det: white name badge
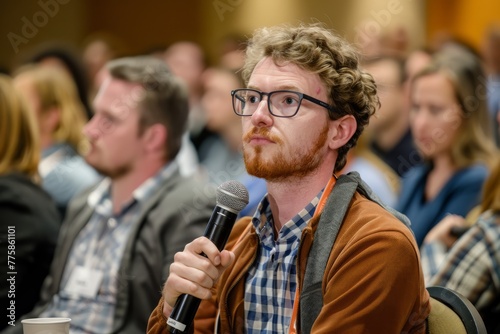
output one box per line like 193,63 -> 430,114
64,266 -> 104,298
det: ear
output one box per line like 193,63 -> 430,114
142,123 -> 167,155
328,115 -> 357,150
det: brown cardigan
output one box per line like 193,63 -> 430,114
148,192 -> 430,333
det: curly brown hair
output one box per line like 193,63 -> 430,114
242,23 -> 379,172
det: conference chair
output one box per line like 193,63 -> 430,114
426,286 -> 487,334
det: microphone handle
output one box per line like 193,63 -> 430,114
167,207 -> 237,333
167,296 -> 201,334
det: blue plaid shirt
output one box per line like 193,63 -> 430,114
425,211 -> 500,314
40,162 -> 178,334
244,192 -> 322,333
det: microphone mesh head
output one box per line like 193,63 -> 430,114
217,180 -> 249,214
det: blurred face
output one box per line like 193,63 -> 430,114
201,69 -> 240,132
164,43 -> 204,93
84,76 -> 146,178
242,57 -> 333,181
410,73 -> 463,159
363,59 -> 404,132
83,40 -> 113,81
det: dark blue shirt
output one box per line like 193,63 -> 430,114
396,163 -> 488,246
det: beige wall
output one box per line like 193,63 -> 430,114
0,1 -> 425,72
0,1 -> 87,70
200,0 -> 426,63
0,0 -> 205,72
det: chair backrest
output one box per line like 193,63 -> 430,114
426,286 -> 488,334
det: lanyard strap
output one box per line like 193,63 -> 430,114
288,175 -> 337,334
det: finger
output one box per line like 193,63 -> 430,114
162,237 -> 231,309
214,250 -> 235,284
219,250 -> 235,269
162,271 -> 213,308
170,255 -> 219,288
184,237 -> 224,266
173,246 -> 222,283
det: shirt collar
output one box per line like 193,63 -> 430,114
251,187 -> 324,239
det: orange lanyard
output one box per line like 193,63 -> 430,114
288,175 -> 337,334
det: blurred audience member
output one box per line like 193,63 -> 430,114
163,41 -> 210,175
403,48 -> 433,99
379,25 -> 410,58
0,75 -> 61,330
341,133 -> 400,208
2,56 -> 215,334
96,64 -> 199,178
200,67 -> 266,217
430,32 -> 482,59
422,112 -> 500,279
217,33 -> 247,71
163,42 -> 208,142
402,48 -> 433,133
363,55 -> 421,177
21,43 -> 93,120
357,25 -> 409,60
13,65 -> 101,218
424,157 -> 500,333
81,32 -> 129,100
396,49 -> 498,246
481,24 -> 500,145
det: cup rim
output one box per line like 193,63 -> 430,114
21,317 -> 71,324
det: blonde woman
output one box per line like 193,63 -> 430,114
396,48 -> 498,246
13,65 -> 100,217
0,75 -> 61,329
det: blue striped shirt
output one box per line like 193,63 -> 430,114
244,192 -> 321,333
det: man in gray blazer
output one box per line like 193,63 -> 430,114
2,56 -> 215,334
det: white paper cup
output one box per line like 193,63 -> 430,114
21,317 -> 71,334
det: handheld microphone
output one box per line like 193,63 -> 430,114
166,180 -> 249,334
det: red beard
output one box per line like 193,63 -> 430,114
242,122 -> 329,182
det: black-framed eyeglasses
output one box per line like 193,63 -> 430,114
231,88 -> 335,118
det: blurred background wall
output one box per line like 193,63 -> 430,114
0,0 -> 499,71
